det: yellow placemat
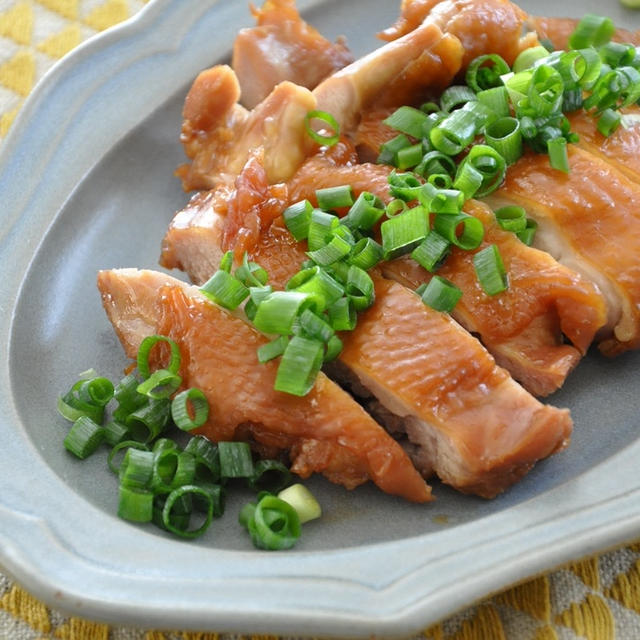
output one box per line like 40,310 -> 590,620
2,1 -> 640,638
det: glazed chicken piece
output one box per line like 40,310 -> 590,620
177,65 -> 316,191
287,146 -> 607,396
526,16 -> 640,51
488,146 -> 640,356
161,168 -> 573,498
378,0 -> 539,67
232,0 -> 353,109
98,268 -> 432,503
567,108 -> 640,188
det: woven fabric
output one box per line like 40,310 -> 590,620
2,1 -> 640,639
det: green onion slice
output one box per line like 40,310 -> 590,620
171,388 -> 209,431
384,105 -> 432,138
381,205 -> 429,260
547,136 -> 569,173
219,441 -> 254,478
184,435 -> 221,483
327,297 -> 357,331
304,110 -> 340,146
343,191 -> 385,231
248,459 -> 292,493
137,335 -> 181,380
126,398 -> 171,443
433,212 -> 484,251
136,369 -> 182,400
118,485 -> 154,523
257,335 -> 289,363
108,440 -> 150,474
274,336 -> 324,396
473,244 -> 508,295
162,485 -> 213,538
200,269 -> 249,310
568,14 -> 615,50
418,276 -> 463,313
119,447 -> 154,489
377,133 -> 412,165
104,420 -> 130,447
440,85 -> 478,112
252,290 -> 320,335
285,265 -> 344,309
484,117 -> 522,166
466,54 -> 510,92
347,237 -> 384,271
411,231 -> 451,273
494,206 -> 527,233
63,416 -> 105,459
283,199 -> 313,241
249,494 -> 301,551
345,265 -> 375,311
315,185 -> 354,210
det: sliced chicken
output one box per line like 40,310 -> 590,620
286,146 -> 607,395
488,146 -> 640,356
568,108 -> 640,188
177,65 -> 316,191
161,178 -> 573,498
98,268 -> 432,503
232,0 -> 353,109
379,0 -> 539,67
381,200 -> 607,396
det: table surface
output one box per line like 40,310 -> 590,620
1,1 -> 640,638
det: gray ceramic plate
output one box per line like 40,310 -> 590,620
1,0 -> 640,636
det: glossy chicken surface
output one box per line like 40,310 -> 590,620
232,0 -> 353,109
161,178 -> 573,497
98,269 -> 432,502
490,147 -> 640,356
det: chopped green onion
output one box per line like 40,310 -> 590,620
219,250 -> 234,273
118,485 -> 154,523
411,231 -> 451,272
427,173 -> 453,189
248,460 -> 292,493
114,373 -> 146,414
458,144 -> 507,197
466,54 -> 510,92
453,162 -> 483,200
597,108 -> 622,136
304,110 -> 339,146
247,494 -> 301,550
119,447 -> 154,489
184,435 -> 220,483
347,237 -> 384,270
476,86 -> 510,118
296,309 -> 333,344
274,336 -> 323,396
235,253 -> 269,287
528,65 -> 564,116
569,14 -> 615,50
63,416 -> 105,459
77,377 -> 114,407
162,485 -> 213,538
192,482 -> 225,518
343,191 -> 385,230
252,290 -> 319,335
484,117 -> 522,165
57,391 -> 104,424
430,108 -> 478,155
278,483 -> 321,524
219,441 -> 254,478
286,266 -> 344,310
283,199 -> 313,241
257,336 -> 289,363
418,276 -> 462,312
517,218 -> 538,246
440,85 -> 478,112
151,449 -> 196,494
381,206 -> 429,259
547,136 -> 569,172
385,198 -> 408,217
307,208 -> 340,251
433,212 -> 484,250
323,334 -> 343,362
152,437 -> 179,454
126,398 -> 171,443
327,297 -> 357,331
136,369 -> 182,400
345,265 -> 375,311
103,420 -> 130,447
171,388 -> 209,431
136,335 -> 181,379
377,134 -> 412,165
395,142 -> 424,169
494,206 -> 527,233
513,46 -> 550,73
306,233 -> 352,266
315,185 -> 354,210
473,244 -> 508,295
200,269 -> 249,310
415,150 -> 457,179
384,105 -> 432,138
108,440 -> 150,474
